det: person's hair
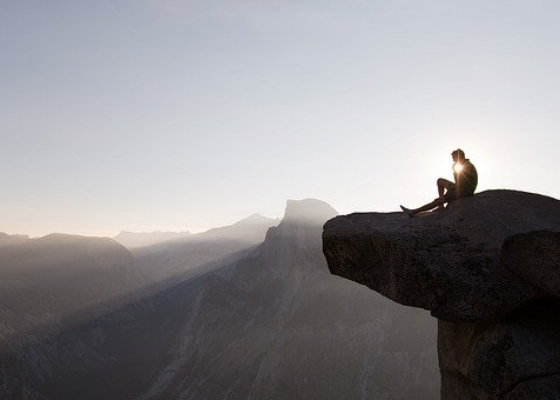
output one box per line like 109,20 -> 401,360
451,148 -> 465,160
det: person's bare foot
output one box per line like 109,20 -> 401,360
400,205 -> 414,218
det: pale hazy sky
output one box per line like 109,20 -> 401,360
2,0 -> 559,237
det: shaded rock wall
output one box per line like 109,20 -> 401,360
439,301 -> 560,399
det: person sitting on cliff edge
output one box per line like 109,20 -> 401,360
400,148 -> 478,217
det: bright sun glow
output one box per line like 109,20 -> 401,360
453,163 -> 463,173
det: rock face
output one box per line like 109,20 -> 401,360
502,230 -> 560,298
323,190 -> 560,400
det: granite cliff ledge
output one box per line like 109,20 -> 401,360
322,190 -> 560,399
323,190 -> 560,322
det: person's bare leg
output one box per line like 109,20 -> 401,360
400,197 -> 446,217
437,178 -> 452,196
400,178 -> 453,217
436,178 -> 453,211
414,198 -> 446,214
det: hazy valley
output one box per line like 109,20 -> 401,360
0,199 -> 438,400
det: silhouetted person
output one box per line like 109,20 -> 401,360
400,149 -> 478,217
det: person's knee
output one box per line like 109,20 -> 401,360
437,178 -> 451,188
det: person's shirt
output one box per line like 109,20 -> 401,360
453,159 -> 478,195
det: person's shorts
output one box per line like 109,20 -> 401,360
444,184 -> 474,203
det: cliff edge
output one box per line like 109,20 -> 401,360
323,190 -> 560,399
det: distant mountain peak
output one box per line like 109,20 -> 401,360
282,199 -> 338,224
233,213 -> 276,226
0,232 -> 31,247
32,233 -> 124,250
38,233 -> 93,243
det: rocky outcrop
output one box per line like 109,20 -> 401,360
323,190 -> 560,399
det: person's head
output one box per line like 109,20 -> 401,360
451,148 -> 465,163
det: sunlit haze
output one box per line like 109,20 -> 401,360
2,0 -> 559,237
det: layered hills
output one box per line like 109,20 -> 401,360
0,234 -> 141,338
113,231 -> 192,249
132,213 -> 278,285
0,200 -> 439,399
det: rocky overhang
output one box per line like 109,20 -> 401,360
322,190 -> 560,322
